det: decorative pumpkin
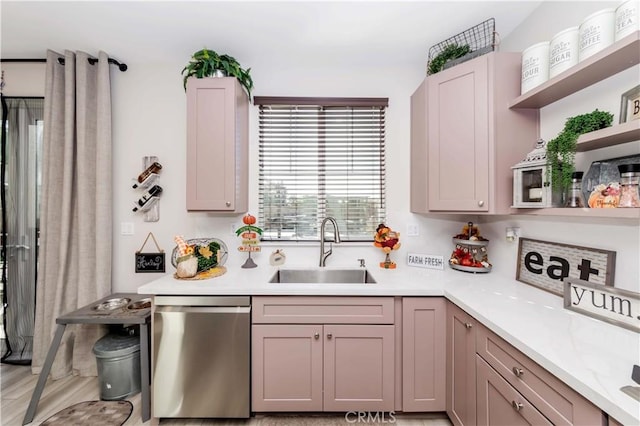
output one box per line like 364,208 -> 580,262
243,214 -> 256,225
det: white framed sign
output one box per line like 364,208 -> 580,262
564,278 -> 640,332
407,253 -> 444,270
516,238 -> 616,296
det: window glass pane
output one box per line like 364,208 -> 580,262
259,102 -> 386,242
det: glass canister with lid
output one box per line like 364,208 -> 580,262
565,171 -> 586,208
618,164 -> 640,208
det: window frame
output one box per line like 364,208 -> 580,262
255,96 -> 388,243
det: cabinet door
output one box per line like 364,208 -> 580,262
427,55 -> 489,212
477,356 -> 551,426
323,324 -> 395,412
186,77 -> 248,211
402,297 -> 446,411
252,324 -> 323,411
446,302 -> 477,426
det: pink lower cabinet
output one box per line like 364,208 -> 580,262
323,324 -> 395,411
446,302 -> 477,426
476,355 -> 551,425
251,324 -> 323,411
402,297 -> 446,411
476,325 -> 604,425
251,296 -> 395,412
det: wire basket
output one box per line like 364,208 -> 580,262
427,18 -> 497,75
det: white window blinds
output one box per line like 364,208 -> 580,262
256,97 -> 388,242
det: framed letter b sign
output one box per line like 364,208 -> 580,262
516,238 -> 615,296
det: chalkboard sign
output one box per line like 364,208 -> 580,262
135,252 -> 165,273
135,232 -> 165,273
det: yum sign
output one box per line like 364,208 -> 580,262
565,278 -> 640,332
516,238 -> 616,296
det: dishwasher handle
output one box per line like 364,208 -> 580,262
155,306 -> 251,314
154,296 -> 250,307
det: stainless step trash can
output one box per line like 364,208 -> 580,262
93,333 -> 141,400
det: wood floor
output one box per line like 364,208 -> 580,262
1,363 -> 452,426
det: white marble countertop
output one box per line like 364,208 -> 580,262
138,264 -> 640,425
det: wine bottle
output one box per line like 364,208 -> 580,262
132,185 -> 163,212
133,162 -> 162,188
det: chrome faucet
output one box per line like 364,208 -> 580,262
319,217 -> 341,267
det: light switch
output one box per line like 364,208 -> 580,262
406,224 -> 419,237
121,222 -> 134,236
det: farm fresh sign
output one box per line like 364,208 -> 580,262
565,279 -> 640,332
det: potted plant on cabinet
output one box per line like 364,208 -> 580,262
427,43 -> 472,75
181,48 -> 254,99
546,109 -> 613,198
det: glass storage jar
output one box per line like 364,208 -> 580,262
618,164 -> 640,208
565,171 -> 586,208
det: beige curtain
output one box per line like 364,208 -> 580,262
32,50 -> 112,379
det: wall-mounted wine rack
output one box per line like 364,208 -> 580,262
132,156 -> 162,222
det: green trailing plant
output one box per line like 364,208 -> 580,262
182,49 -> 254,99
427,43 -> 472,75
546,109 -> 613,192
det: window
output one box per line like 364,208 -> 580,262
256,97 -> 388,242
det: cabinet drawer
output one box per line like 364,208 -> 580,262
476,325 -> 603,425
476,355 -> 551,425
252,296 -> 394,324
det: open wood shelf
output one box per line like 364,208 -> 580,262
513,207 -> 640,219
510,31 -> 640,109
576,120 -> 640,152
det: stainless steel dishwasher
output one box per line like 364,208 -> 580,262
152,296 -> 250,418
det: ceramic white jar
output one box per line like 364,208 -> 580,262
579,8 -> 616,61
521,41 -> 550,94
615,0 -> 640,41
549,26 -> 579,78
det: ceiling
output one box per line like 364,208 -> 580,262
1,1 -> 543,70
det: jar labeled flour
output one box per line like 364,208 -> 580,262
521,41 -> 550,94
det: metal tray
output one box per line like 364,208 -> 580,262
450,264 -> 492,273
453,238 -> 490,247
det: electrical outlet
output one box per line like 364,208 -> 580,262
506,227 -> 521,242
231,223 -> 238,235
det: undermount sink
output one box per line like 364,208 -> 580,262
269,268 -> 377,284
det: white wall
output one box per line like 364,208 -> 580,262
483,1 -> 640,291
111,57 -> 468,289
4,1 -> 638,293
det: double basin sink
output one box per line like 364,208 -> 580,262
269,268 -> 376,284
